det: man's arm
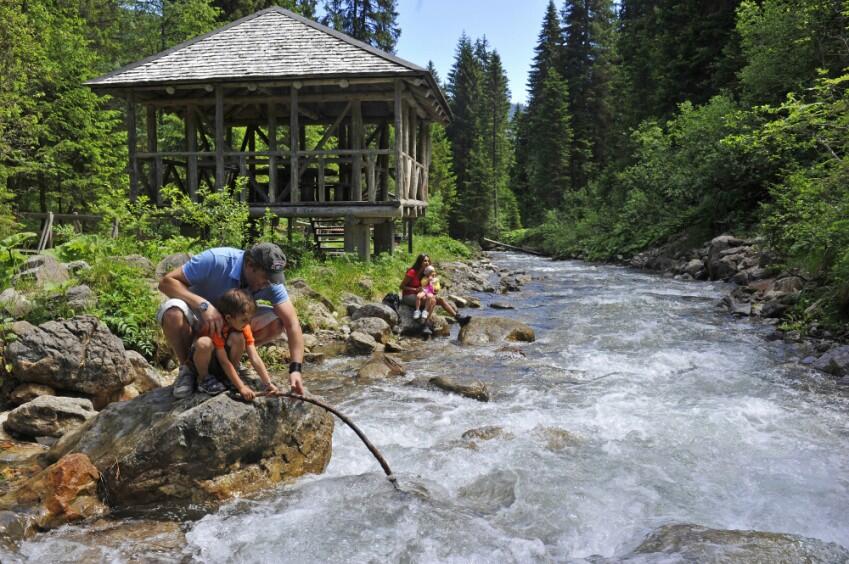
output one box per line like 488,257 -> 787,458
273,300 -> 305,395
159,266 -> 223,335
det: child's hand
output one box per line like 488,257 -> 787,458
238,385 -> 256,402
264,382 -> 280,395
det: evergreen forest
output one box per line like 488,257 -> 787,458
2,0 -> 849,333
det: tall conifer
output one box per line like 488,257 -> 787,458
322,0 -> 400,53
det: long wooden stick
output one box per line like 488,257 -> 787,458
274,392 -> 397,486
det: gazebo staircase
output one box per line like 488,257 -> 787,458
309,218 -> 347,257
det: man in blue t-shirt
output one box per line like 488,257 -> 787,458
158,242 -> 305,399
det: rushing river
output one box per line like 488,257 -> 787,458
7,253 -> 849,562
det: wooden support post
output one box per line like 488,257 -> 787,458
146,106 -> 158,202
394,80 -> 404,201
344,217 -> 370,261
186,105 -> 198,201
378,123 -> 389,201
215,86 -> 225,190
407,218 -> 414,254
406,105 -> 414,198
410,107 -> 419,200
318,157 -> 326,202
248,124 -> 256,199
367,151 -> 376,203
373,220 -> 394,255
268,102 -> 278,203
352,99 -> 363,201
290,86 -> 299,203
127,94 -> 138,200
419,120 -> 429,201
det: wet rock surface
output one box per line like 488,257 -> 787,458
4,396 -> 96,439
457,316 -> 535,345
429,376 -> 489,402
45,387 -> 334,507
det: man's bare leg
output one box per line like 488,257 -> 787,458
162,307 -> 193,365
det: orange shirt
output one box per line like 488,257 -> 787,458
211,324 -> 255,349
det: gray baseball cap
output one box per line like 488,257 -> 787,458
248,242 -> 287,284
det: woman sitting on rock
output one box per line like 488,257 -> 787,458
400,254 -> 470,326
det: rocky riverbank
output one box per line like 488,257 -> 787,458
0,250 -> 536,545
627,234 -> 849,385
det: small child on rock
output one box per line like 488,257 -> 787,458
413,265 -> 440,321
191,288 -> 279,401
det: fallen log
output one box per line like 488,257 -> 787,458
482,237 -> 546,256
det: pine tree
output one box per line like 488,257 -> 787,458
562,0 -> 617,189
482,50 -> 514,234
527,1 -> 565,113
527,68 -> 572,222
322,0 -> 400,53
446,34 -> 484,237
213,1 -> 318,20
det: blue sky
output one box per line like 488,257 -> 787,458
393,0 -> 553,104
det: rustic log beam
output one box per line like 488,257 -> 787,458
127,94 -> 138,200
268,101 -> 278,203
215,87 -> 225,190
289,85 -> 299,203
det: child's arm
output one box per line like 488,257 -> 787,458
215,347 -> 255,401
246,343 -> 279,394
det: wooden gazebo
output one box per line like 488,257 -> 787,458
86,7 -> 450,259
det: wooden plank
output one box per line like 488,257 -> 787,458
146,105 -> 158,201
410,107 -> 418,200
186,104 -> 198,201
290,85 -> 299,203
297,101 -> 351,181
249,203 -> 403,219
146,92 -> 394,108
367,151 -> 376,203
378,123 -> 389,201
394,80 -> 404,203
352,99 -> 363,201
154,156 -> 164,204
215,86 -> 224,190
127,94 -> 138,200
318,157 -> 325,202
268,101 -> 277,203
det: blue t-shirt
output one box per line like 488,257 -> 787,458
182,247 -> 289,306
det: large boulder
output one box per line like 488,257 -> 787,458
155,253 -> 192,279
351,303 -> 399,326
706,235 -> 748,280
0,453 -> 107,534
6,316 -> 133,396
288,279 -> 335,312
0,288 -> 32,319
429,376 -> 489,402
300,300 -> 339,331
113,255 -> 155,276
812,345 -> 849,377
357,353 -> 405,379
46,387 -> 334,506
458,317 -> 535,345
125,350 -> 170,394
64,284 -> 96,312
346,331 -> 384,355
350,317 -> 392,344
632,523 -> 849,561
4,396 -> 96,439
11,255 -> 69,288
9,383 -> 56,406
398,306 -> 450,337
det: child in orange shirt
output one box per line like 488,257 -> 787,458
191,288 -> 279,401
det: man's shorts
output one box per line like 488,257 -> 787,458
156,298 -> 278,334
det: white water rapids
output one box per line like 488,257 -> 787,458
8,253 -> 849,562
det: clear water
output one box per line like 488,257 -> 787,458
8,254 -> 849,562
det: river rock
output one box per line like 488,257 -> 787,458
11,255 -> 69,288
0,453 -> 107,534
154,253 -> 192,279
812,345 -> 849,377
683,259 -> 704,277
532,426 -> 581,451
760,298 -> 789,319
357,353 -> 405,379
350,317 -> 392,344
490,302 -> 515,310
632,523 -> 849,561
65,284 -> 96,312
397,306 -> 450,337
346,331 -> 384,355
351,303 -> 399,326
46,387 -> 334,506
301,300 -> 339,331
0,288 -> 32,318
4,396 -> 96,438
125,350 -> 169,394
773,275 -> 804,294
9,383 -> 56,406
458,317 -> 535,345
289,279 -> 334,312
461,426 -> 512,441
706,236 -> 747,280
429,376 -> 489,402
341,292 -> 366,316
448,295 -> 468,308
65,260 -> 91,275
6,316 -> 133,396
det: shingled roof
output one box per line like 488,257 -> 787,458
87,7 -> 429,87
